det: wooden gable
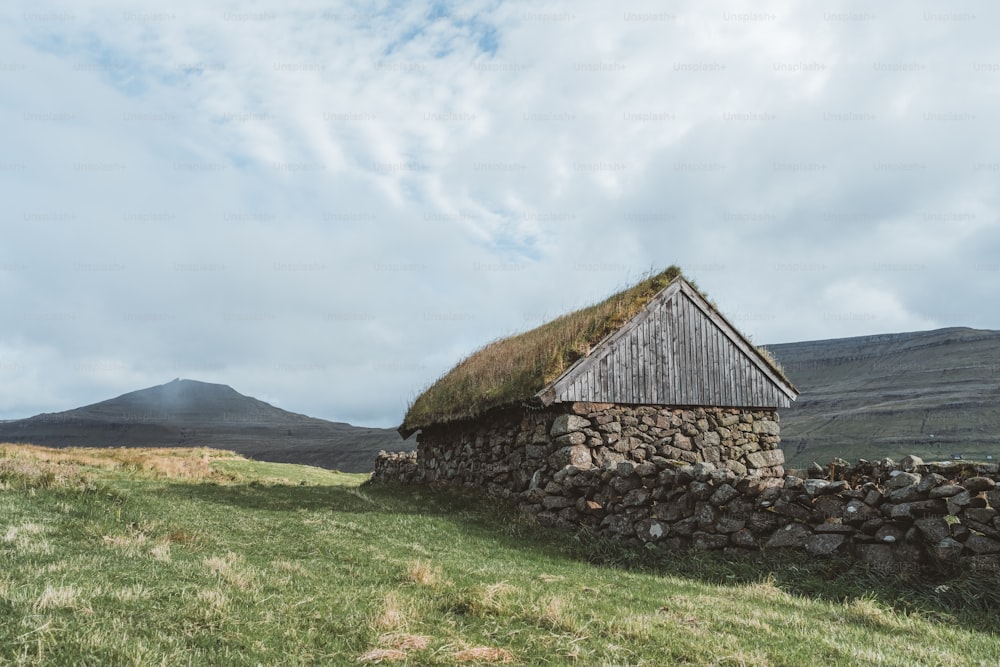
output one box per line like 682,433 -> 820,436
538,279 -> 797,409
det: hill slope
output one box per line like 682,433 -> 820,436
0,379 -> 405,472
766,327 -> 1000,467
0,445 -> 996,665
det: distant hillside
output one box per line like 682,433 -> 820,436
766,327 -> 1000,467
0,379 -> 406,472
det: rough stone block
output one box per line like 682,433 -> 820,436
965,477 -> 997,493
746,449 -> 785,469
806,533 -> 847,556
709,484 -> 741,507
672,433 -> 693,451
715,515 -> 746,533
553,431 -> 587,447
751,420 -> 780,436
932,537 -> 965,561
929,484 -> 964,499
548,445 -> 592,469
542,495 -> 574,510
634,519 -> 669,542
887,484 -> 923,504
965,535 -> 1000,555
692,532 -> 729,550
730,528 -> 757,548
623,488 -> 651,507
914,517 -> 951,544
886,472 -> 921,489
551,414 -> 592,437
766,523 -> 812,548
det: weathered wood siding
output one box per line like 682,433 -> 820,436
544,281 -> 795,409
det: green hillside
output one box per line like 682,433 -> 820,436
1,445 -> 998,666
768,327 -> 1000,467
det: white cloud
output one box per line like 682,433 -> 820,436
1,0 -> 998,423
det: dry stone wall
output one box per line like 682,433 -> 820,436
373,403 -> 784,493
374,403 -> 1000,571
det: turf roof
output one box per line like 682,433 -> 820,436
400,266 -> 684,434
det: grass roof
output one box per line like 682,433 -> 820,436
401,266 -> 684,434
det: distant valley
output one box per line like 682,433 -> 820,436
767,327 -> 1000,467
0,379 -> 406,473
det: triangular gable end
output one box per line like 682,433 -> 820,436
538,278 -> 797,409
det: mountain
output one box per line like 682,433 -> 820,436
766,327 -> 1000,467
0,379 -> 407,472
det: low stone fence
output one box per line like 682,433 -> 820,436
373,448 -> 1000,571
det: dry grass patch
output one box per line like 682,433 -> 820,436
0,443 -> 242,482
102,530 -> 150,557
357,648 -> 407,663
34,585 -> 84,611
196,588 -> 227,613
112,584 -> 152,603
272,559 -> 309,576
406,559 -> 441,587
379,633 -> 430,651
149,542 -> 171,562
452,646 -> 514,663
4,522 -> 53,555
0,456 -> 93,491
375,592 -> 410,631
358,633 -> 431,664
204,552 -> 256,591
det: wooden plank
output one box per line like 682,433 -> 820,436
641,318 -> 651,403
599,354 -> 608,399
710,322 -> 720,404
650,307 -> 660,404
668,299 -> 678,405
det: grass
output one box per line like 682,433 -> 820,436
403,266 -> 684,432
1,443 -> 998,665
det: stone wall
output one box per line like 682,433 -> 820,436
375,403 -> 784,494
373,403 -> 1000,571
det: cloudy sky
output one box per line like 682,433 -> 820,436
2,1 -> 998,427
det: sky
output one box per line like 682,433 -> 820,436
2,1 -> 999,427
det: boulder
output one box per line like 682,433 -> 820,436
634,519 -> 669,542
692,532 -> 730,550
964,535 -> 1000,555
886,472 -> 921,489
622,488 -> 651,507
550,414 -> 592,437
548,445 -> 592,469
887,484 -> 923,504
914,517 -> 951,544
766,523 -> 812,549
553,432 -> 587,447
709,484 -> 741,507
805,533 -> 847,556
803,479 -> 830,496
542,495 -> 574,510
965,477 -> 997,493
928,484 -> 965,499
746,449 -> 785,469
932,537 -> 965,561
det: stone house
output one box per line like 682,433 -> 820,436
391,267 -> 799,497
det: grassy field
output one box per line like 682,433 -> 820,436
1,444 -> 999,666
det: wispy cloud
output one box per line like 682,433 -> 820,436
1,0 -> 997,424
